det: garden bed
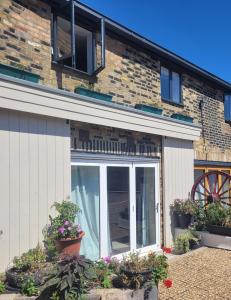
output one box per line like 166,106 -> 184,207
175,228 -> 231,250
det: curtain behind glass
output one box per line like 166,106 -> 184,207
136,167 -> 156,248
71,166 -> 100,260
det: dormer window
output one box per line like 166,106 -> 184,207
224,95 -> 231,122
52,1 -> 105,76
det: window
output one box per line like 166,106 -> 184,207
161,66 -> 181,104
224,95 -> 231,122
52,1 -> 105,75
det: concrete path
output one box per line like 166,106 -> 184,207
159,247 -> 231,300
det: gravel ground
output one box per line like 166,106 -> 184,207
159,247 -> 231,300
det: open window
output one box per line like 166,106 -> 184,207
52,1 -> 105,75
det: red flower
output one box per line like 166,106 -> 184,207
163,279 -> 173,288
162,246 -> 172,254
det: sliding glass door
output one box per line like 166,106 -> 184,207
71,159 -> 159,259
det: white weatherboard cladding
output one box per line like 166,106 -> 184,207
162,137 -> 194,246
0,76 -> 201,141
0,109 -> 70,271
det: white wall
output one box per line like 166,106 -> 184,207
0,109 -> 70,271
162,137 -> 194,246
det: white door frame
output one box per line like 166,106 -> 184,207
71,155 -> 160,258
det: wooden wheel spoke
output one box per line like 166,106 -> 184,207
199,182 -> 210,195
195,190 -> 207,197
219,187 -> 231,197
217,176 -> 229,194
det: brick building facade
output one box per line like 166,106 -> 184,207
1,0 -> 230,165
0,0 -> 229,269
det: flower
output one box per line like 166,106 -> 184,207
67,227 -> 72,231
64,220 -> 70,226
103,256 -> 111,264
162,247 -> 172,254
76,224 -> 82,233
58,227 -> 65,234
163,279 -> 173,288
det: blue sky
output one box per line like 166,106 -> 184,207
80,0 -> 231,83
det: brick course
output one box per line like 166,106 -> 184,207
0,0 -> 231,162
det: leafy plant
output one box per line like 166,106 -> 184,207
171,199 -> 198,215
114,251 -> 168,289
174,230 -> 200,254
38,255 -> 96,300
152,255 -> 168,286
0,281 -> 5,294
13,245 -> 46,272
46,201 -> 82,242
192,204 -> 207,231
21,278 -> 39,296
206,202 -> 228,226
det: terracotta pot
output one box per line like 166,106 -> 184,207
55,231 -> 85,256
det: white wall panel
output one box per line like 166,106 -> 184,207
162,137 -> 194,245
0,109 -> 70,271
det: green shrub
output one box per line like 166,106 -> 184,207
21,278 -> 39,296
171,199 -> 198,215
206,203 -> 227,226
0,281 -> 5,294
13,245 -> 46,272
174,230 -> 200,254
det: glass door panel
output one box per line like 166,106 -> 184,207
136,167 -> 156,248
107,166 -> 130,255
71,165 -> 100,260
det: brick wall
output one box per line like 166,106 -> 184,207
0,0 -> 231,162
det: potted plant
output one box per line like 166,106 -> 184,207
171,199 -> 197,229
47,201 -> 84,256
5,246 -> 51,291
206,202 -> 231,236
174,230 -> 200,254
75,84 -> 113,102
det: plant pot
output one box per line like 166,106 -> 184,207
120,267 -> 153,282
75,87 -> 113,102
5,267 -> 46,289
207,225 -> 231,236
55,231 -> 85,256
171,113 -> 193,123
135,104 -> 163,115
0,63 -> 40,83
177,213 -> 191,229
173,211 -> 180,227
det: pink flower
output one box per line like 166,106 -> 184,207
76,224 -> 82,233
64,221 -> 70,226
58,227 -> 65,234
67,227 -> 71,231
103,256 -> 111,264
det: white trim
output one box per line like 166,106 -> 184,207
71,158 -> 161,258
0,75 -> 201,141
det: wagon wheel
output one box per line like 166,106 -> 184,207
191,170 -> 231,207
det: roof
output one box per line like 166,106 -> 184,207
48,0 -> 231,91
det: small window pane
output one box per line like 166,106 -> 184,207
57,16 -> 72,66
75,25 -> 92,73
172,72 -> 180,103
224,95 -> 231,121
161,67 -> 170,100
